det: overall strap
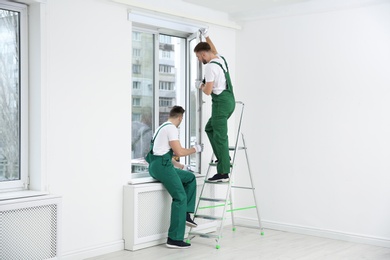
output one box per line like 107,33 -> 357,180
151,122 -> 172,143
210,56 -> 234,93
210,61 -> 226,73
220,56 -> 229,72
210,55 -> 229,73
145,122 -> 173,162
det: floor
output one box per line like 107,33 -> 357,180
86,226 -> 390,260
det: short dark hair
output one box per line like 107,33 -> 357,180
193,42 -> 211,53
169,106 -> 185,118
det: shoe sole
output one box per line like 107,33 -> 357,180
166,244 -> 190,249
186,221 -> 197,228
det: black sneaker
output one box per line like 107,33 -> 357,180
186,213 -> 197,228
166,238 -> 191,249
208,173 -> 229,182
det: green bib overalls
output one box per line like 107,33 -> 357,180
205,56 -> 236,174
146,123 -> 197,241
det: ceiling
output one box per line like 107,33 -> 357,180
182,0 -> 308,16
181,0 -> 387,21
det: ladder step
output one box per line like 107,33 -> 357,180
229,146 -> 246,150
199,197 -> 226,202
227,205 -> 256,212
204,180 -> 230,185
195,214 -> 223,221
231,185 -> 255,190
208,163 -> 233,167
188,231 -> 220,239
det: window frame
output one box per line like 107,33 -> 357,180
0,1 -> 29,192
132,64 -> 141,74
132,81 -> 141,89
131,26 -> 191,169
132,97 -> 141,107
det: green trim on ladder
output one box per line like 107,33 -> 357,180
227,205 -> 256,212
198,202 -> 232,210
198,204 -> 256,212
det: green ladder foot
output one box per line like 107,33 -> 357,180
216,244 -> 220,249
261,231 -> 265,236
186,239 -> 191,243
232,227 -> 236,231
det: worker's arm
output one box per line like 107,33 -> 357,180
169,140 -> 203,157
205,36 -> 218,55
201,81 -> 214,96
200,28 -> 218,54
170,140 -> 195,157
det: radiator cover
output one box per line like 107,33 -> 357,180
123,177 -> 216,251
0,194 -> 61,260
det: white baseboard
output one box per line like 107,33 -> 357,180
60,240 -> 124,260
234,217 -> 390,248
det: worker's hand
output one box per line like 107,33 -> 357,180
193,143 -> 204,153
195,79 -> 203,89
183,164 -> 192,171
199,28 -> 209,38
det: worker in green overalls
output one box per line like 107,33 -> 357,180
194,28 -> 236,182
145,106 -> 204,249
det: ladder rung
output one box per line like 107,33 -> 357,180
204,180 -> 230,185
227,205 -> 256,212
195,214 -> 223,221
229,146 -> 246,150
231,185 -> 254,190
199,197 -> 226,202
208,163 -> 233,167
188,231 -> 220,239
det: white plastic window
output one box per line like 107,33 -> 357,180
0,1 -> 28,191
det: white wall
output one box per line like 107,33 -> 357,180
36,0 -> 236,258
35,0 -> 390,257
45,0 -> 131,258
236,3 -> 390,246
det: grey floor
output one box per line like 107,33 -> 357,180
86,226 -> 390,260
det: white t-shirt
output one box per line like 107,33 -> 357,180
152,123 -> 179,156
205,54 -> 227,95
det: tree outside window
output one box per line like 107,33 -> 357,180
0,8 -> 20,182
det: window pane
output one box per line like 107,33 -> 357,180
158,35 -> 185,125
131,31 -> 187,174
0,9 -> 20,182
131,31 -> 153,167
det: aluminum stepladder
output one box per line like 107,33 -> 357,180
187,101 -> 264,249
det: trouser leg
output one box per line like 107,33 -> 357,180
175,168 -> 196,213
207,95 -> 235,174
212,114 -> 231,174
149,161 -> 195,240
205,118 -> 217,160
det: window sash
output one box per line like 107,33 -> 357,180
131,28 -> 188,173
0,1 -> 28,191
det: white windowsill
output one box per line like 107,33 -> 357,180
128,172 -> 206,185
0,190 -> 49,201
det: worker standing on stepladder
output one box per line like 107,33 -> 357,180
194,28 -> 236,183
